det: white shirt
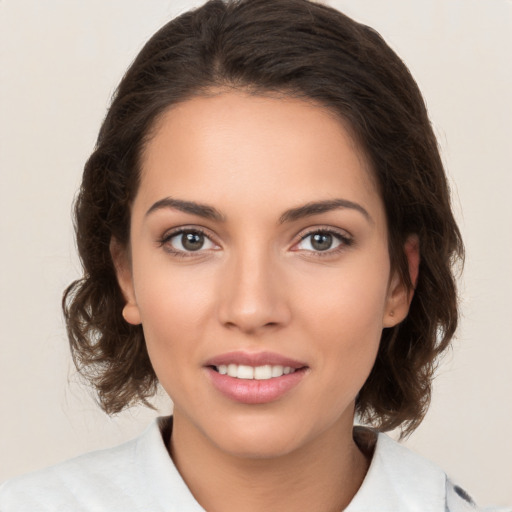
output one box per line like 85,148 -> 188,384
0,416 -> 508,511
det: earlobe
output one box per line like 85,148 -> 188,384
122,303 -> 142,325
383,235 -> 420,328
110,238 -> 142,326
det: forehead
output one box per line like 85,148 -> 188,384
136,91 -> 383,223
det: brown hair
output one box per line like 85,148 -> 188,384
63,0 -> 464,437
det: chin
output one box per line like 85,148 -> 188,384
215,428 -> 305,460
200,408 -> 329,460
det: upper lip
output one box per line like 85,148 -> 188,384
204,351 -> 308,369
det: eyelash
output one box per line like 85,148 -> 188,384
158,227 -> 353,258
297,228 -> 353,257
158,227 -> 212,258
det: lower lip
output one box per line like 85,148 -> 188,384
206,367 -> 307,404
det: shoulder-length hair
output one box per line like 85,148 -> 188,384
63,0 -> 464,437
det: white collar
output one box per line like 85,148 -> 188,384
136,417 -> 205,511
145,417 -> 447,512
346,428 -> 447,511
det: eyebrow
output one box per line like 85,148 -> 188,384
278,198 -> 372,224
146,197 -> 226,222
146,197 -> 372,224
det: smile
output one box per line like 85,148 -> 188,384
205,352 -> 308,404
214,364 -> 297,380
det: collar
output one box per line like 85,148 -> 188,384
143,417 -> 447,512
346,427 -> 447,511
136,416 -> 206,511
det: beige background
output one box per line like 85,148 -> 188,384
1,0 -> 511,507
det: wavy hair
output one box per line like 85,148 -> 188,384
63,0 -> 464,437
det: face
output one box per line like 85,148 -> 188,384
114,91 -> 412,459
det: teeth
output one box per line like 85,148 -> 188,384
217,364 -> 296,380
254,365 -> 272,380
237,365 -> 254,379
271,365 -> 284,377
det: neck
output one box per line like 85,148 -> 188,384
169,412 -> 371,512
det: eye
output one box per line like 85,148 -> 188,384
160,228 -> 218,256
295,229 -> 352,255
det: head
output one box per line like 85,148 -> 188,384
64,0 -> 463,438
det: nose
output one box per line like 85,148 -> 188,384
216,246 -> 291,335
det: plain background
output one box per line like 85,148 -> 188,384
1,0 -> 511,507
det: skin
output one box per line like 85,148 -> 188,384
113,91 -> 418,512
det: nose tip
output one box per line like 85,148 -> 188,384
221,305 -> 281,334
216,254 -> 291,335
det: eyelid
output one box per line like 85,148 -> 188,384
292,226 -> 353,255
158,226 -> 220,255
157,224 -> 353,258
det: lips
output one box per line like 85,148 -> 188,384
205,350 -> 307,369
204,351 -> 308,404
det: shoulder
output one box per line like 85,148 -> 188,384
0,418 -> 168,512
445,479 -> 511,512
348,427 -> 510,512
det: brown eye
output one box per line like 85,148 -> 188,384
295,229 -> 352,254
163,228 -> 217,254
310,232 -> 334,251
181,231 -> 205,251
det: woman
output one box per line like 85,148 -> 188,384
0,0 -> 506,510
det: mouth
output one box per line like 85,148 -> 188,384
204,351 -> 309,404
210,364 -> 301,380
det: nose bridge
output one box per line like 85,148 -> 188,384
217,239 -> 290,333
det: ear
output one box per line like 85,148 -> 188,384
110,237 -> 141,325
383,235 -> 420,328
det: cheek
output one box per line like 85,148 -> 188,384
305,298 -> 383,412
307,290 -> 384,376
134,244 -> 215,317
297,255 -> 390,339
132,260 -> 216,372
295,255 -> 390,383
